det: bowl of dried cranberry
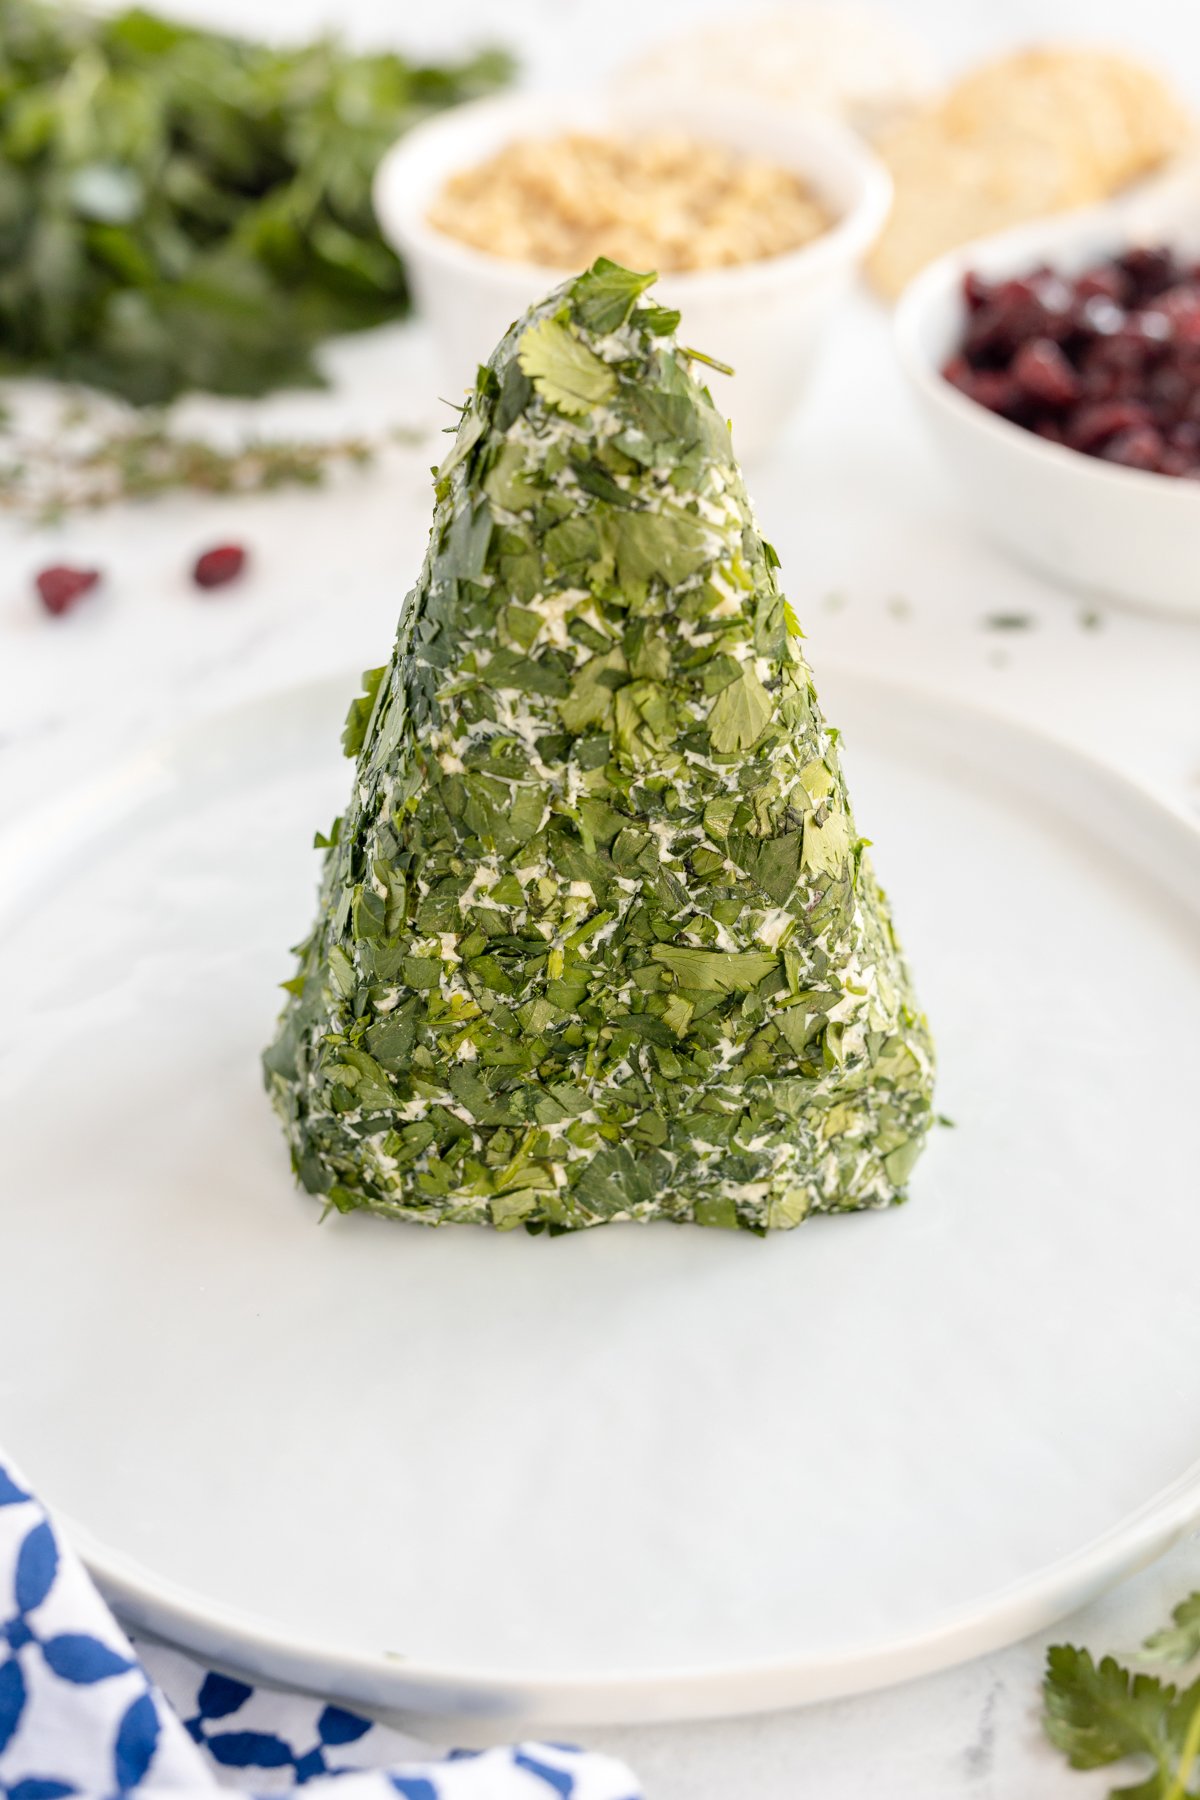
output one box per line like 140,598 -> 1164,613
895,195 -> 1200,617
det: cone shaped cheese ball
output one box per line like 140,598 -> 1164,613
264,261 -> 935,1232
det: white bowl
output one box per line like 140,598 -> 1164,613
895,183 -> 1200,619
373,91 -> 891,460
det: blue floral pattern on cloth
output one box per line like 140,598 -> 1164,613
0,1455 -> 640,1800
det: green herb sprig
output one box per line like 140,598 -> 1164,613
0,403 -> 422,521
1045,1591 -> 1200,1798
0,0 -> 511,404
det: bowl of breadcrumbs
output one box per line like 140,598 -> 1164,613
375,90 -> 890,457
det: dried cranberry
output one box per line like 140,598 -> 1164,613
1075,264 -> 1131,306
960,367 -> 1021,415
964,279 -> 1054,358
963,270 -> 992,312
36,565 -> 100,616
1078,361 -> 1124,403
1100,425 -> 1164,470
1133,308 -> 1172,346
1146,365 -> 1193,425
1155,285 -> 1200,328
1084,326 -> 1155,378
1118,246 -> 1178,300
1075,294 -> 1126,338
193,544 -> 247,589
1012,338 -> 1081,407
1168,306 -> 1200,348
1066,400 -> 1153,452
1031,272 -> 1074,321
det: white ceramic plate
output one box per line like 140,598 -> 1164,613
2,671 -> 1199,1732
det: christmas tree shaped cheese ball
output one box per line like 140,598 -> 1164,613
264,261 -> 935,1232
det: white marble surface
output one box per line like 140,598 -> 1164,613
3,1 -> 1200,1795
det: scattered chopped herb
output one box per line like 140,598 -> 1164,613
984,612 -> 1035,630
0,0 -> 511,403
1044,1598 -> 1200,1799
0,405 -> 417,521
823,591 -> 848,613
264,261 -> 935,1232
1080,609 -> 1106,630
887,595 -> 913,620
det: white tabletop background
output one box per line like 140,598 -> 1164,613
3,1 -> 1199,1794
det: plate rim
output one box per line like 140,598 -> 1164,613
73,1459 -> 1200,1726
8,666 -> 1200,1728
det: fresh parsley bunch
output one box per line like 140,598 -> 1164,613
1046,1593 -> 1200,1798
0,0 -> 511,402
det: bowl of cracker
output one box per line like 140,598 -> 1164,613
867,45 -> 1194,298
374,90 -> 891,459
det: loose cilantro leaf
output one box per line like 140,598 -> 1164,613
1043,1639 -> 1200,1799
1044,1648 -> 1176,1772
264,260 -> 935,1232
517,319 -> 616,414
571,259 -> 658,333
1145,1596 -> 1200,1667
707,664 -> 775,753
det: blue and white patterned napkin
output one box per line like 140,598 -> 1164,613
0,1454 -> 641,1799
